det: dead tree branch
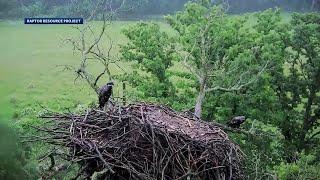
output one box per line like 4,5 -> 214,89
64,1 -> 127,94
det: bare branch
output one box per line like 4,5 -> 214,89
205,61 -> 269,93
84,15 -> 107,55
64,2 -> 125,94
177,40 -> 202,81
309,130 -> 320,140
94,68 -> 107,87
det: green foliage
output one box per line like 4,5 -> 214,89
1,0 -> 318,19
0,122 -> 37,180
165,2 -> 288,121
165,2 -> 320,177
67,0 -> 98,19
209,11 -> 320,178
166,3 -> 230,66
121,23 -> 174,82
0,0 -> 18,18
121,22 -> 177,100
275,152 -> 320,179
279,12 -> 320,151
20,1 -> 46,18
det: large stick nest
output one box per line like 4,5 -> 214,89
36,103 -> 244,179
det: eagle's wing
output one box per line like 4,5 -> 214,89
99,95 -> 105,109
98,86 -> 107,108
98,85 -> 112,108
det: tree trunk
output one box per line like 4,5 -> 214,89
299,70 -> 320,151
298,86 -> 316,151
312,0 -> 320,11
194,80 -> 206,118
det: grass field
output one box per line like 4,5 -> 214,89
0,21 -> 143,125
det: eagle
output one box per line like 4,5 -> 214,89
227,116 -> 246,128
98,81 -> 114,109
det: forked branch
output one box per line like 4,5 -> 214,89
65,1 -> 127,94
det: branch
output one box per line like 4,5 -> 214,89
84,15 -> 107,55
94,143 -> 115,174
205,61 -> 269,93
63,0 -> 129,94
48,154 -> 55,170
94,68 -> 107,87
87,0 -> 108,21
309,130 -> 320,140
206,120 -> 279,138
91,168 -> 109,180
178,40 -> 202,82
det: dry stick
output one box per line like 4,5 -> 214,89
199,119 -> 278,138
122,82 -> 127,106
161,141 -> 189,179
93,143 -> 115,174
149,125 -> 157,176
83,109 -> 90,122
48,154 -> 55,170
228,149 -> 233,180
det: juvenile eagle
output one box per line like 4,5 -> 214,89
227,116 -> 246,128
98,81 -> 114,109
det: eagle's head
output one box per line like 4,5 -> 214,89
107,81 -> 114,87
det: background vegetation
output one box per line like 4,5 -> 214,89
0,0 -> 320,179
0,0 -> 320,19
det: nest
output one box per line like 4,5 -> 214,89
36,103 -> 244,179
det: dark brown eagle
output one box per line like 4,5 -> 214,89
227,116 -> 246,128
98,81 -> 114,109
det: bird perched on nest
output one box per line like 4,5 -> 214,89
227,116 -> 246,128
98,81 -> 114,110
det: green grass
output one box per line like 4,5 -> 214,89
0,20 -> 175,124
0,21 -> 125,122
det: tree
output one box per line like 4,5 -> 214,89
202,9 -> 290,177
312,0 -> 320,11
63,1 -> 128,95
65,18 -> 117,94
120,22 -> 176,100
277,12 -> 320,152
205,11 -> 320,177
166,2 -> 269,118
